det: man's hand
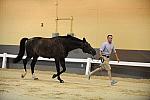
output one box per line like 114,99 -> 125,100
99,56 -> 105,63
117,58 -> 120,63
99,56 -> 104,59
115,53 -> 120,63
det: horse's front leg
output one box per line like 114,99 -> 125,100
59,58 -> 66,74
52,58 -> 59,79
58,58 -> 66,83
53,58 -> 64,83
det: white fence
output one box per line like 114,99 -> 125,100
0,53 -> 150,75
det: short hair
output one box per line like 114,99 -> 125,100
107,35 -> 113,38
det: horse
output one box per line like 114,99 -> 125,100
13,35 -> 96,83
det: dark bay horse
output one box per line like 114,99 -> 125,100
13,35 -> 96,83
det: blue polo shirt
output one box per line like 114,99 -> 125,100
100,42 -> 116,56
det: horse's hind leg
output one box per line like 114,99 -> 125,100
31,56 -> 38,80
22,56 -> 31,78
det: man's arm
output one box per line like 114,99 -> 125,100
114,52 -> 120,63
98,42 -> 105,59
99,50 -> 103,57
112,46 -> 120,63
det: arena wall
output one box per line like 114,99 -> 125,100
0,0 -> 150,50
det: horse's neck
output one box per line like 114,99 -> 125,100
64,40 -> 82,52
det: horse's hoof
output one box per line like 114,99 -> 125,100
34,78 -> 39,80
52,74 -> 57,79
21,74 -> 24,78
60,80 -> 64,83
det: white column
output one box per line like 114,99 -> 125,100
2,53 -> 7,68
85,58 -> 92,75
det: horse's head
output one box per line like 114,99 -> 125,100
81,38 -> 96,56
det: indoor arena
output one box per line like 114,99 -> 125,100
0,0 -> 150,100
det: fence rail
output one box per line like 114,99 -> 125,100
0,53 -> 150,75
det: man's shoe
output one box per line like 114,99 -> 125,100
111,80 -> 118,86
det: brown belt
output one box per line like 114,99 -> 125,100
102,55 -> 109,58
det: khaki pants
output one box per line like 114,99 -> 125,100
101,56 -> 111,71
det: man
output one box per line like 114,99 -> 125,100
88,34 -> 120,86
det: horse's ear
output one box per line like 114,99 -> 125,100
83,38 -> 86,42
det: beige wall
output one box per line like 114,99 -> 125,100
0,0 -> 150,50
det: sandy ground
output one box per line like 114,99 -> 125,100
0,68 -> 150,100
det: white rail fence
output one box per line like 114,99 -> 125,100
0,53 -> 150,75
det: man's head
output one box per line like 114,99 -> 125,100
107,35 -> 113,44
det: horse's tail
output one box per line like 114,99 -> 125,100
13,38 -> 28,63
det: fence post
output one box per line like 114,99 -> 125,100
85,58 -> 92,75
2,53 -> 7,68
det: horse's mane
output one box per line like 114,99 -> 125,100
58,35 -> 83,42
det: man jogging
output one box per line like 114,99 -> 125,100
88,34 -> 120,86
